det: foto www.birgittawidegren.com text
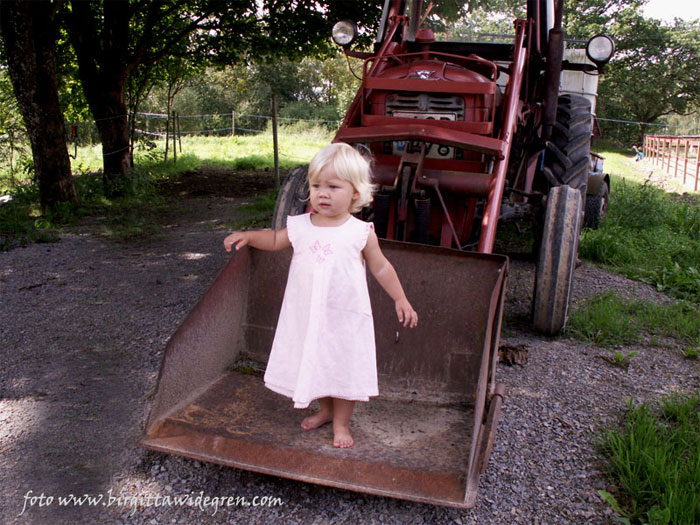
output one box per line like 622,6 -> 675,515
19,489 -> 285,517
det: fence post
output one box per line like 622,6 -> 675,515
272,94 -> 280,188
661,137 -> 667,168
232,110 -> 235,137
644,135 -> 648,158
177,112 -> 182,153
165,111 -> 170,162
655,137 -> 660,165
673,137 -> 680,179
695,140 -> 700,191
683,138 -> 689,185
172,111 -> 177,163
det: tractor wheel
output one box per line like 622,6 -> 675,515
272,165 -> 309,230
542,94 -> 593,199
533,94 -> 592,260
532,185 -> 583,336
583,181 -> 609,229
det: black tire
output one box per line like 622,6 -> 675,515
533,94 -> 592,258
533,185 -> 582,336
542,94 -> 592,199
583,181 -> 609,229
272,165 -> 309,230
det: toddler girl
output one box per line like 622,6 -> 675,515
223,142 -> 417,448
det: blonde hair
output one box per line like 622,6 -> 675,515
308,143 -> 376,213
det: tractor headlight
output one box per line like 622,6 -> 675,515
332,20 -> 358,47
586,34 -> 615,66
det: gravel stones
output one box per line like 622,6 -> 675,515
2,194 -> 698,524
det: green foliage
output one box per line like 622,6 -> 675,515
597,15 -> 700,143
0,69 -> 30,182
598,394 -> 700,523
563,0 -> 645,40
429,0 -> 525,41
560,0 -> 700,144
0,185 -> 59,250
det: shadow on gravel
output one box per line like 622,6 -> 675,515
1,228 -> 230,523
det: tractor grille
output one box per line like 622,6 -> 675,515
386,93 -> 465,120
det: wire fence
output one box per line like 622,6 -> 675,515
126,111 -> 340,172
644,135 -> 700,192
133,111 -> 341,138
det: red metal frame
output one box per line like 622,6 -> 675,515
335,17 -> 531,254
478,20 -> 529,253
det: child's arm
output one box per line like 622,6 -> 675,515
223,228 -> 291,252
363,229 -> 418,328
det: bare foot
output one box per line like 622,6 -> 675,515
301,410 -> 333,431
333,425 -> 354,448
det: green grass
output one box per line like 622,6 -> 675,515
0,168 -> 168,248
581,144 -> 700,303
61,124 -> 332,177
600,350 -> 639,370
567,291 -> 700,349
592,140 -> 691,190
229,190 -> 278,230
598,393 -> 700,524
0,125 -> 332,248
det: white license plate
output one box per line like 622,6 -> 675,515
391,111 -> 456,159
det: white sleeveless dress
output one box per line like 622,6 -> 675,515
263,213 -> 378,409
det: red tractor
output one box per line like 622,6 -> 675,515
273,0 -> 614,335
143,0 -> 615,509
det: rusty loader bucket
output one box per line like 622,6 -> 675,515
142,240 -> 508,508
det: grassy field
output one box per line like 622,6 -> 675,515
583,142 -> 700,304
0,126 -> 333,247
67,125 -> 333,180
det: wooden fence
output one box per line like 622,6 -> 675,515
644,135 -> 700,192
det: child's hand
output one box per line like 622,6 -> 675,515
223,231 -> 249,252
395,298 -> 418,328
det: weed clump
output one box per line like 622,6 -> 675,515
598,393 -> 700,524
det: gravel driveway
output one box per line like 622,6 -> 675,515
2,179 -> 698,524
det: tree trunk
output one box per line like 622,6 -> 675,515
0,0 -> 77,209
69,1 -> 131,197
92,94 -> 131,196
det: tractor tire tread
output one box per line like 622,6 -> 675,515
272,165 -> 309,230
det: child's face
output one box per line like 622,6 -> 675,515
309,166 -> 359,220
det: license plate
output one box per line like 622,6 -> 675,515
391,111 -> 456,159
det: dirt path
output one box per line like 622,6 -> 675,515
2,169 -> 698,524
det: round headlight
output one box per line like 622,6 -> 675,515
586,34 -> 615,65
332,20 -> 358,47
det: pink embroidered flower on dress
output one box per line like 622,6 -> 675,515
309,240 -> 333,263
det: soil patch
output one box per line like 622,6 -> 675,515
156,166 -> 277,198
